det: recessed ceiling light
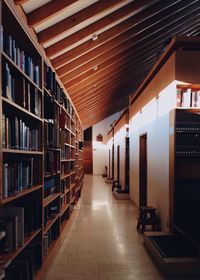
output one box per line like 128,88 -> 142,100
92,33 -> 98,41
93,66 -> 98,71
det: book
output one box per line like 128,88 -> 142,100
3,207 -> 24,247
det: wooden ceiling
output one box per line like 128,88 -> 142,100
16,0 -> 200,129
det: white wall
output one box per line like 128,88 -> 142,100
129,81 -> 177,231
92,112 -> 121,175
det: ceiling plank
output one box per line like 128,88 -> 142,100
51,0 -> 181,68
45,0 -> 158,57
27,0 -> 79,27
15,0 -> 29,4
74,70 -> 150,110
37,0 -> 127,43
58,3 -> 200,80
72,59 -> 154,104
70,46 -> 159,97
62,11 -> 200,91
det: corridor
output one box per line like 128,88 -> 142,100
42,175 -> 173,280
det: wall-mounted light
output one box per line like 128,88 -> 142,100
96,133 -> 103,142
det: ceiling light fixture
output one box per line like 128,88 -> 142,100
93,66 -> 98,71
92,33 -> 98,41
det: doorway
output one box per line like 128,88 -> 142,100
117,145 -> 120,182
139,134 -> 147,207
83,127 -> 93,174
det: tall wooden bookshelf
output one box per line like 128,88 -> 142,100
170,108 -> 200,242
0,1 -> 83,279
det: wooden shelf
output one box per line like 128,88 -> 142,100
60,203 -> 70,216
60,173 -> 71,180
44,171 -> 60,178
43,214 -> 60,235
45,147 -> 60,151
60,188 -> 70,198
2,149 -> 43,155
0,1 -> 84,277
0,228 -> 42,269
61,159 -> 73,162
2,97 -> 43,122
2,51 -> 42,91
43,193 -> 60,208
2,185 -> 43,204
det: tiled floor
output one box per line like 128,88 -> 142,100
42,175 -> 197,280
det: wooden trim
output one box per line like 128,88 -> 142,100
169,109 -> 175,231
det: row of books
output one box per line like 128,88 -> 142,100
61,177 -> 70,193
61,161 -> 72,177
43,227 -> 59,256
45,150 -> 60,175
176,133 -> 200,147
176,111 -> 200,131
177,88 -> 200,108
44,65 -> 74,116
2,160 -> 33,199
44,121 -> 59,148
44,178 -> 56,199
4,242 -> 41,280
175,181 -> 200,203
61,146 -> 71,160
2,64 -> 42,117
60,193 -> 70,210
44,204 -> 59,227
59,130 -> 71,149
2,114 -> 40,151
2,26 -> 40,86
1,203 -> 40,254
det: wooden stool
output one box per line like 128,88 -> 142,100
137,206 -> 160,234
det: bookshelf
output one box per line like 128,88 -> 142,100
0,1 -> 84,279
170,108 -> 200,242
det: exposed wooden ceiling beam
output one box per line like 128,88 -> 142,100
70,47 -> 158,97
15,0 -> 29,4
51,0 -> 181,68
45,0 -> 158,57
58,3 -> 200,81
79,98 -> 127,122
65,53 -> 156,94
72,59 -> 154,104
27,0 -> 79,27
37,0 -> 127,43
62,11 -> 200,92
74,69 -> 150,109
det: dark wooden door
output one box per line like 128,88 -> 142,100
117,145 -> 120,182
83,127 -> 93,174
139,134 -> 147,207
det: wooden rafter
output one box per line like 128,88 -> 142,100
45,0 -> 158,57
37,0 -> 127,43
15,0 -> 29,4
59,3 -> 200,83
27,0 -> 79,27
51,0 -> 182,69
62,9 -> 200,92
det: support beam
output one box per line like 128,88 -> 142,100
45,0 -> 157,57
51,0 -> 184,69
37,0 -> 127,43
27,0 -> 79,27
